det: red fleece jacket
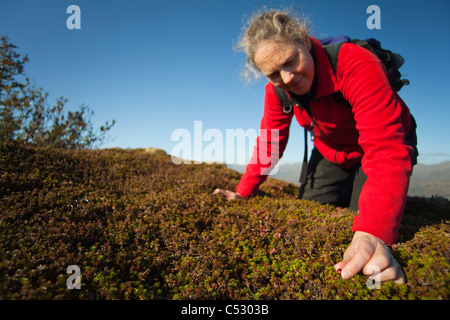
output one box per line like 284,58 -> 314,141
236,37 -> 413,245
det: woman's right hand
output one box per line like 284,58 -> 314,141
212,188 -> 245,200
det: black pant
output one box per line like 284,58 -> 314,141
298,148 -> 366,211
298,115 -> 418,211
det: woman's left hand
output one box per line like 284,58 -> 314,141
334,231 -> 406,284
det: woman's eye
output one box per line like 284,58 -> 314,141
269,73 -> 281,82
284,54 -> 298,67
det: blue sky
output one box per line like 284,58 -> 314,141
1,0 -> 449,165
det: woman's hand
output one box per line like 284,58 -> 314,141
212,188 -> 245,200
334,231 -> 406,284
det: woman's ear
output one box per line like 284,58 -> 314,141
305,37 -> 312,50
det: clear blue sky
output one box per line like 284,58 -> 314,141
1,0 -> 449,165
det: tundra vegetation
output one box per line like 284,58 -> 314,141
0,143 -> 448,299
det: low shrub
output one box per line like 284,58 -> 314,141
0,143 -> 448,299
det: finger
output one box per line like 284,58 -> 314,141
394,268 -> 406,284
334,261 -> 346,274
362,251 -> 392,275
334,243 -> 357,273
212,189 -> 242,200
223,190 -> 235,199
334,256 -> 352,274
213,189 -> 229,197
381,266 -> 406,284
234,192 -> 245,200
334,248 -> 386,278
379,255 -> 406,284
340,237 -> 376,279
365,265 -> 406,284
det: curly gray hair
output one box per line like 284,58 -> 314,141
235,9 -> 310,82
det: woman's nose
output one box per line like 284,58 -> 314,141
280,70 -> 294,85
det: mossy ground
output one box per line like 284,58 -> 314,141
0,143 -> 448,299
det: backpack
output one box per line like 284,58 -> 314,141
275,36 -> 410,112
323,36 -> 410,91
273,36 -> 415,184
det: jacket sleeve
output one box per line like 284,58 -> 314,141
236,83 -> 293,198
336,43 -> 413,245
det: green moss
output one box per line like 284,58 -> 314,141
0,142 -> 448,299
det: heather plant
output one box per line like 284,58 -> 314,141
0,143 -> 448,299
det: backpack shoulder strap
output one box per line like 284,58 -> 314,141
322,42 -> 344,76
273,85 -> 311,114
272,85 -> 309,184
323,39 -> 376,75
322,42 -> 351,108
325,39 -> 409,92
273,85 -> 293,113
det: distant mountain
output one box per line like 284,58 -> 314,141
228,161 -> 450,199
408,162 -> 450,199
227,163 -> 301,186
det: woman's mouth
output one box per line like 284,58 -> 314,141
288,77 -> 305,93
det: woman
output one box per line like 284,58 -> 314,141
214,10 -> 418,284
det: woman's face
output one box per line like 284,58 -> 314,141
253,38 -> 315,95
